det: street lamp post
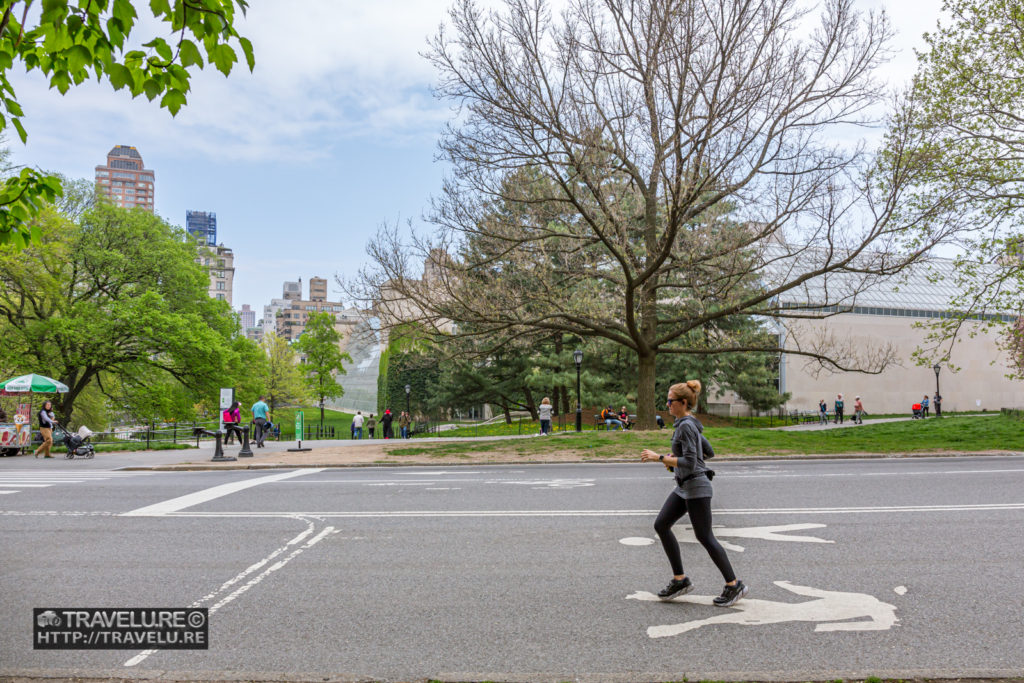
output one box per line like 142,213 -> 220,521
933,364 -> 941,415
404,384 -> 411,438
573,349 -> 583,432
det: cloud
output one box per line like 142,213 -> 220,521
8,0 -> 455,167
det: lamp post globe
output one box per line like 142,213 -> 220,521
404,384 -> 411,416
573,349 -> 583,432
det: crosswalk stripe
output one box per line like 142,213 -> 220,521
0,470 -> 150,496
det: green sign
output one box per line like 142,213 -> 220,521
295,410 -> 304,440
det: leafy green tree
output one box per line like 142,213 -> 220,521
294,312 -> 351,426
0,0 -> 254,246
903,0 -> 1024,374
0,197 -> 247,424
261,331 -> 307,415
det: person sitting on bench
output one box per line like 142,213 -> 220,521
602,405 -> 623,430
618,406 -> 632,430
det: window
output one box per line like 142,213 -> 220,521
216,293 -> 225,301
216,281 -> 225,290
204,258 -> 211,266
217,259 -> 225,267
96,170 -> 109,177
214,270 -> 224,278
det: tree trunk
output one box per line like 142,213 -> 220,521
523,385 -> 539,420
502,404 -> 512,425
636,351 -> 657,430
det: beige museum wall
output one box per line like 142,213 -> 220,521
781,314 -> 1020,414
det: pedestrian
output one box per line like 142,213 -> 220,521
640,379 -> 748,607
381,409 -> 394,439
834,394 -> 844,424
538,397 -> 553,435
853,396 -> 864,425
352,411 -> 364,439
934,393 -> 942,417
818,399 -> 828,425
250,396 -> 269,448
366,413 -> 376,439
33,400 -> 56,458
399,410 -> 411,438
921,394 -> 930,418
223,401 -> 241,444
602,405 -> 623,430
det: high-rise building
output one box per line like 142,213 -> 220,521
283,280 -> 302,301
94,145 -> 155,211
195,244 -> 235,305
239,304 -> 256,329
186,211 -> 217,246
274,277 -> 358,344
309,277 -> 328,302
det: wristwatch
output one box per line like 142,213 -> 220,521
658,454 -> 665,462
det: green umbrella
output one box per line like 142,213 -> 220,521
0,374 -> 69,393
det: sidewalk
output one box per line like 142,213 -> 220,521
767,413 -> 997,431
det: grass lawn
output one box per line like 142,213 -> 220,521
386,414 -> 1023,459
416,411 -> 986,436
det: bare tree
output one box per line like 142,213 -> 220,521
352,0 -> 992,428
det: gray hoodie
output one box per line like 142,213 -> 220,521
670,415 -> 714,499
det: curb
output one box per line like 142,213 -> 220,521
117,450 -> 1024,472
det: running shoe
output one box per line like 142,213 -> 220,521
657,576 -> 694,600
713,580 -> 748,607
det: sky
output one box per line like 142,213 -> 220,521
9,0 -> 944,318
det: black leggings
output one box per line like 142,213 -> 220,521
654,493 -> 736,582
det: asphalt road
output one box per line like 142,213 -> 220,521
1,455 -> 1022,681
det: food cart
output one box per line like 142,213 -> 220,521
0,374 -> 70,457
0,392 -> 32,456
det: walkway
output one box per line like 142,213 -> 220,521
767,413 -> 996,431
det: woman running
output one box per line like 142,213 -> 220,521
640,380 -> 748,607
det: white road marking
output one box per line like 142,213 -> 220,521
619,523 -> 833,552
124,518 -> 339,667
620,537 -> 655,546
0,470 -> 153,495
0,490 -> 16,494
627,581 -> 898,637
894,586 -> 908,595
121,469 -> 324,516
145,502 -> 1024,518
490,478 -> 595,489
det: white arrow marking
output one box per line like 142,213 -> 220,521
627,581 -> 898,638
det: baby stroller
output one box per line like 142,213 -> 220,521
57,424 -> 95,459
911,403 -> 923,419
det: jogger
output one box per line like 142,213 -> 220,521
641,379 -> 747,607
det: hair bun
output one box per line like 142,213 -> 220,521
686,379 -> 702,394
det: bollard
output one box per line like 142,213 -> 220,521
237,425 -> 254,457
209,431 -> 237,462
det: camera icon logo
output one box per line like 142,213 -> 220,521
37,611 -> 61,628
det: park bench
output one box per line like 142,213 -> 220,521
593,413 -> 637,429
